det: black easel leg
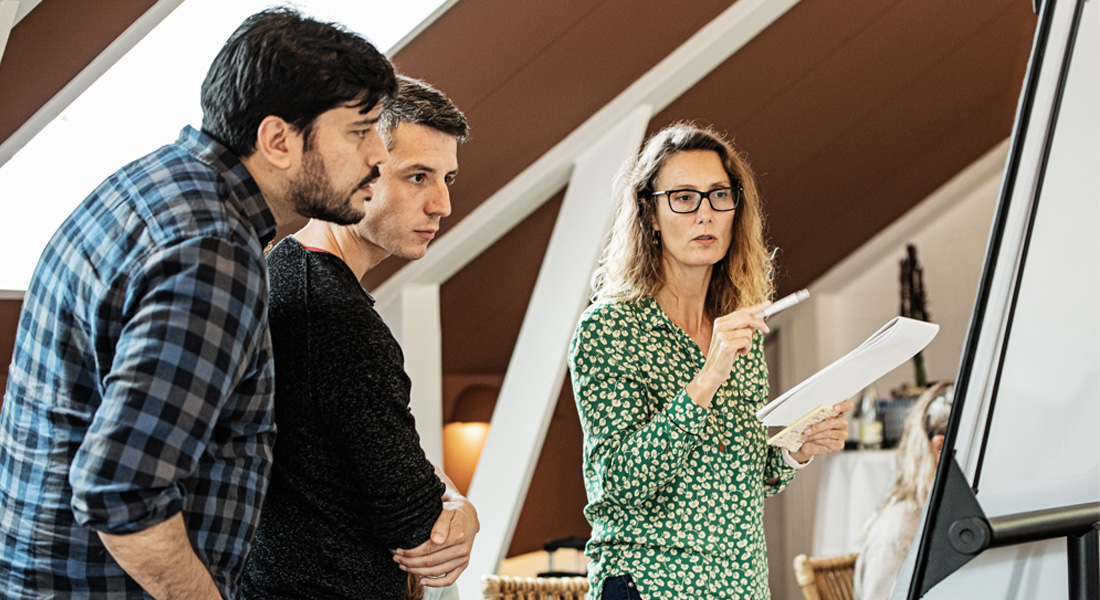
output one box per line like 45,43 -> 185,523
1068,524 -> 1099,600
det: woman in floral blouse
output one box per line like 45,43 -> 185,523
568,123 -> 851,599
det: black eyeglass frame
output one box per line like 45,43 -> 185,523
651,184 -> 743,214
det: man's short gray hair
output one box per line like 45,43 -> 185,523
379,75 -> 469,149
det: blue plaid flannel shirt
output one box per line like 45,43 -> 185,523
0,126 -> 277,598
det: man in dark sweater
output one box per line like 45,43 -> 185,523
241,76 -> 477,599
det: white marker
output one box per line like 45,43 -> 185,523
756,289 -> 810,319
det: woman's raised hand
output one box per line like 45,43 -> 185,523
688,301 -> 771,409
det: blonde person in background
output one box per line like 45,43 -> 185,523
853,382 -> 954,600
568,122 -> 852,600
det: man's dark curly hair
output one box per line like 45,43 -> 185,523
200,7 -> 397,157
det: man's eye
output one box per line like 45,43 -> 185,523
410,174 -> 426,183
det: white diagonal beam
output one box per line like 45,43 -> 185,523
400,283 -> 444,465
379,0 -> 803,477
0,0 -> 183,167
455,105 -> 652,600
11,0 -> 38,24
0,1 -> 20,67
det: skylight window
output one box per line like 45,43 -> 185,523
0,0 -> 452,291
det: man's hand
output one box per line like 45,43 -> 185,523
98,512 -> 222,599
394,469 -> 479,587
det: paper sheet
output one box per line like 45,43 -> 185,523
756,316 -> 939,426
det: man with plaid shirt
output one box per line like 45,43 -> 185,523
0,8 -> 394,599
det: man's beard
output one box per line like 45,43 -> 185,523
287,150 -> 379,226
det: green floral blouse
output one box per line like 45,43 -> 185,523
568,298 -> 797,599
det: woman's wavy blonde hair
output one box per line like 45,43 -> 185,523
592,122 -> 774,315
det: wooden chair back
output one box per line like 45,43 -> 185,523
793,552 -> 858,600
481,574 -> 589,600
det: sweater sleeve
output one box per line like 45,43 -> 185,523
569,304 -> 709,507
309,273 -> 443,551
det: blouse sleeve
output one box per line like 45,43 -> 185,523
568,304 -> 709,507
763,445 -> 798,496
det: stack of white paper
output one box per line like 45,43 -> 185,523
756,316 -> 939,426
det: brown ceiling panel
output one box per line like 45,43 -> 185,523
0,299 -> 21,376
728,0 -> 1014,175
751,0 -> 1024,198
0,0 -> 159,150
392,0 -> 735,209
648,0 -> 903,137
390,0 -> 605,115
793,98 -> 1017,276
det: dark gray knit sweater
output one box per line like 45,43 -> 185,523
240,237 -> 444,599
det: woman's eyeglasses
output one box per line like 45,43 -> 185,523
652,185 -> 742,213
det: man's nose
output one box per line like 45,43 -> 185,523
428,182 -> 451,218
363,129 -> 389,168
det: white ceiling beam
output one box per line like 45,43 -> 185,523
11,0 -> 38,24
385,0 -> 460,57
0,1 -> 20,67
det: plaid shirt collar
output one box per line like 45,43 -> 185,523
178,125 -> 278,246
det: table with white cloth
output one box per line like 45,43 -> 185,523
811,449 -> 897,557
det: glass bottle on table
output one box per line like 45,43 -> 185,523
845,394 -> 861,450
858,384 -> 882,450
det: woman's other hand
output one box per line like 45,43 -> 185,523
789,400 -> 854,463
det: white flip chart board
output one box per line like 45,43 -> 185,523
894,0 -> 1099,598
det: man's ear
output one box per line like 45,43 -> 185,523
254,116 -> 301,171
